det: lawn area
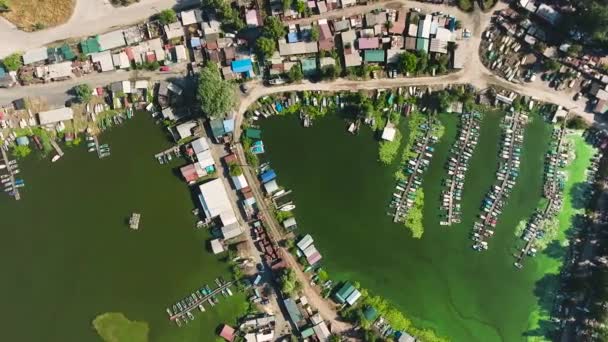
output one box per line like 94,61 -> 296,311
93,312 -> 149,342
1,0 -> 76,31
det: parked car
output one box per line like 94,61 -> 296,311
159,66 -> 170,72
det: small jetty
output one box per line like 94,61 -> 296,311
50,140 -> 64,162
1,148 -> 20,200
166,278 -> 234,326
472,111 -> 528,251
155,146 -> 180,164
129,213 -> 141,230
440,112 -> 481,226
514,126 -> 568,268
390,116 -> 440,222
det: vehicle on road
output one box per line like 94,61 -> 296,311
159,66 -> 170,72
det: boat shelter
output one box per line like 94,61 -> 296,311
297,234 -> 314,250
246,128 -> 262,140
260,169 -> 277,183
221,222 -> 244,240
210,239 -> 225,254
282,217 -> 297,231
334,282 -> 356,304
263,180 -> 279,194
198,178 -> 237,226
219,324 -> 235,342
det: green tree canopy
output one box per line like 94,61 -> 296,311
0,0 -> 9,12
197,63 -> 236,119
11,145 -> 31,159
283,0 -> 292,12
157,9 -> 177,25
2,53 -> 22,71
457,0 -> 473,11
397,52 -> 417,75
229,163 -> 243,176
280,269 -> 302,296
415,50 -> 428,74
310,26 -> 320,41
295,0 -> 306,14
73,84 -> 93,103
263,17 -> 286,41
288,65 -> 303,82
322,65 -> 338,80
545,58 -> 561,71
256,37 -> 276,59
566,115 -> 590,130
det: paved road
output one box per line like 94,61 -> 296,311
0,0 -> 199,58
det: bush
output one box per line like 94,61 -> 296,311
566,115 -> 590,130
157,9 -> 177,25
457,0 -> 473,12
2,53 -> 22,71
73,84 -> 93,103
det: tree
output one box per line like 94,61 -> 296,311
197,63 -> 236,119
295,0 -> 306,14
73,84 -> 93,103
534,41 -> 547,53
256,37 -> 276,59
11,145 -> 31,159
1,53 -> 22,71
0,0 -> 8,12
158,9 -> 177,25
568,44 -> 583,56
283,0 -> 292,12
329,334 -> 341,342
545,58 -> 561,71
567,115 -> 590,130
322,65 -> 338,80
455,20 -> 462,30
457,0 -> 473,11
436,54 -> 450,74
229,163 -> 242,176
288,65 -> 303,82
263,17 -> 286,41
310,26 -> 320,42
415,50 -> 428,74
397,52 -> 417,75
280,269 -> 301,296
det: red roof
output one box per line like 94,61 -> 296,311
318,38 -> 335,51
207,40 -> 219,50
389,11 -> 406,34
146,52 -> 157,63
124,47 -> 135,61
180,164 -> 199,182
223,153 -> 237,164
219,324 -> 235,342
358,37 -> 379,49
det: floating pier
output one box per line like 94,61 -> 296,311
166,279 -> 234,324
1,148 -> 20,201
129,213 -> 141,230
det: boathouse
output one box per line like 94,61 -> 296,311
282,217 -> 297,231
219,324 -> 235,342
198,178 -> 237,226
221,222 -> 244,240
260,169 -> 277,183
263,180 -> 279,194
381,123 -> 397,141
334,282 -> 356,304
210,238 -> 225,254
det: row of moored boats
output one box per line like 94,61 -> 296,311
472,111 -> 528,251
166,278 -> 233,327
440,112 -> 482,226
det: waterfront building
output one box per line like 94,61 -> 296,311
198,178 -> 237,226
334,282 -> 356,304
219,324 -> 236,342
37,107 -> 74,126
282,217 -> 297,231
221,222 -> 244,240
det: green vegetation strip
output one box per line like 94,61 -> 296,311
93,313 -> 149,342
404,188 -> 425,239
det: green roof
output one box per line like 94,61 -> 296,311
364,49 -> 385,63
245,128 -> 262,140
363,306 -> 378,321
59,44 -> 76,60
210,118 -> 226,138
301,57 -> 317,75
334,282 -> 356,303
81,36 -> 101,55
416,37 -> 429,52
300,327 -> 315,338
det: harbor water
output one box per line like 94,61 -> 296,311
259,110 -> 589,342
0,115 -> 246,341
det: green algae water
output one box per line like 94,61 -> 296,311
0,115 -> 245,342
260,110 -> 591,342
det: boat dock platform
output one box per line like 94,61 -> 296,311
50,140 -> 64,157
167,279 -> 234,324
129,213 -> 141,230
472,111 -> 528,251
440,112 -> 481,226
155,146 -> 180,164
1,148 -> 20,201
390,117 -> 439,223
514,126 -> 568,268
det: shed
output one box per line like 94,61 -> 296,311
192,137 -> 210,154
23,47 -> 48,65
231,58 -> 253,76
98,30 -> 126,51
260,169 -> 277,183
245,128 -> 262,140
364,49 -> 385,63
452,49 -> 464,69
59,44 -> 76,60
297,234 -> 314,251
164,22 -> 184,40
221,222 -> 244,240
210,239 -> 225,254
15,136 -> 30,146
396,331 -> 416,342
38,107 -> 74,125
176,121 -> 197,140
313,321 -> 331,340
301,57 -> 317,76
284,298 -> 304,328
219,324 -> 235,342
91,51 -> 115,72
81,36 -> 101,55
405,37 -> 416,50
198,178 -> 237,226
174,45 -> 188,62
223,118 -> 235,133
363,306 -> 378,321
334,282 -> 356,303
210,119 -> 226,139
231,174 -> 248,190
429,39 -> 448,54
358,37 -> 379,50
245,9 -> 261,27
181,9 -> 203,26
381,123 -> 396,141
263,179 -> 279,194
282,217 -> 297,230
180,163 -> 205,182
301,327 -> 316,338
345,288 -> 361,305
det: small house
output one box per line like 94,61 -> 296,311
364,49 -> 385,63
81,36 -> 101,55
181,9 -> 203,26
22,47 -> 48,65
98,30 -> 127,51
231,58 -> 254,78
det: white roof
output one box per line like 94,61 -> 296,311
181,9 -> 202,26
210,239 -> 225,254
435,27 -> 453,42
345,288 -> 361,305
297,234 -> 314,251
199,178 -> 237,226
231,174 -> 248,190
221,222 -> 244,240
112,52 -> 130,69
263,179 -> 279,193
196,149 -> 215,169
174,45 -> 188,62
344,52 -> 362,67
283,217 -> 297,228
303,244 -> 318,258
176,121 -> 197,139
134,80 -> 149,89
319,57 -> 335,68
23,47 -> 48,65
313,321 -> 331,340
381,126 -> 396,141
38,107 -> 74,125
164,22 -> 184,40
452,49 -> 464,69
256,331 -> 274,342
91,51 -> 115,72
341,30 -> 357,45
191,137 -> 210,154
278,40 -> 319,56
420,15 -> 432,38
202,20 -> 221,37
98,30 -> 126,51
121,80 -> 132,94
35,61 -> 73,80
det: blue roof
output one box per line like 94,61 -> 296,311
191,37 -> 201,48
232,58 -> 253,73
287,32 -> 299,43
260,169 -> 276,183
223,118 -> 235,133
15,136 -> 29,146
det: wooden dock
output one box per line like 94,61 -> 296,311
168,280 -> 234,321
50,140 -> 64,157
1,148 -> 20,200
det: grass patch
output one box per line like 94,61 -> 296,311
1,0 -> 76,31
93,312 -> 149,342
378,130 -> 402,165
404,188 -> 424,238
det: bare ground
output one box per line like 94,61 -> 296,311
1,0 -> 76,31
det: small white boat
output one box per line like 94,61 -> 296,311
279,204 -> 296,212
51,155 -> 61,163
0,164 -> 5,170
88,147 -> 96,152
